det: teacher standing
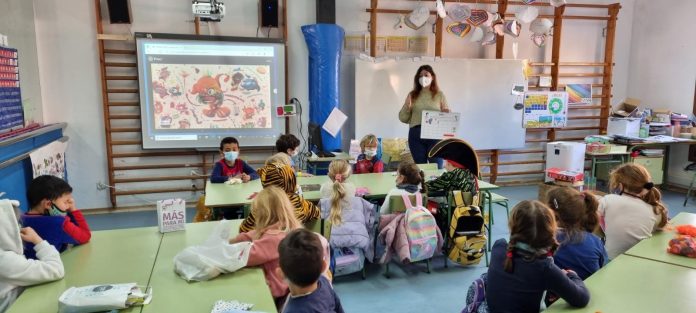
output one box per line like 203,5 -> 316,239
398,65 -> 449,167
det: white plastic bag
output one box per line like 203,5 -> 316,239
58,283 -> 152,313
174,220 -> 252,281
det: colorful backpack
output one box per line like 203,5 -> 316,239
402,193 -> 439,262
448,190 -> 486,265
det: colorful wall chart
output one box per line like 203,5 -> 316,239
566,84 -> 592,105
523,91 -> 568,128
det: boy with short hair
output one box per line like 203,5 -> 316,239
210,137 -> 259,184
276,134 -> 301,159
21,175 -> 91,258
354,134 -> 384,174
278,229 -> 344,313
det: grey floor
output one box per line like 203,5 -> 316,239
85,186 -> 694,313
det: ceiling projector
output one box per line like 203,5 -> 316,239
192,0 -> 225,22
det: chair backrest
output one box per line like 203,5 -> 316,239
389,193 -> 427,213
417,163 -> 438,171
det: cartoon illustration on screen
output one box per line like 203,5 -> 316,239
150,64 -> 272,129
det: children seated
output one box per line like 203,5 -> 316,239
239,162 -> 320,233
547,188 -> 607,280
320,160 -> 356,199
0,200 -> 65,312
485,200 -> 590,312
600,163 -> 668,259
210,137 -> 259,184
319,160 -> 375,252
21,175 -> 91,258
380,162 -> 426,214
229,187 -> 302,304
354,134 -> 385,174
276,134 -> 301,166
278,228 -> 345,313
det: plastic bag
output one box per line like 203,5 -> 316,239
174,220 -> 252,281
58,283 -> 152,313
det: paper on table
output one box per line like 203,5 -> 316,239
322,107 -> 348,138
646,135 -> 691,143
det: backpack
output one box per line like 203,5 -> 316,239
331,247 -> 366,277
402,193 -> 439,262
448,190 -> 486,265
462,273 -> 489,313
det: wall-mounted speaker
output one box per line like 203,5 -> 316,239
316,0 -> 335,24
260,0 -> 279,28
106,0 -> 132,24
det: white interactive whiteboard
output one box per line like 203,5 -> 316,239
355,58 -> 527,150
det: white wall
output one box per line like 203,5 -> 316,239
0,0 -> 43,123
627,0 -> 696,187
34,0 -> 314,209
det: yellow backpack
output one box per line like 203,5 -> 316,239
447,190 -> 486,265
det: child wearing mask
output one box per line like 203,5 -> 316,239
354,134 -> 385,174
210,137 -> 259,184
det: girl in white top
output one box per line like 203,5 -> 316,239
380,162 -> 426,214
599,163 -> 668,259
0,200 -> 65,312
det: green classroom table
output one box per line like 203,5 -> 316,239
204,170 -> 499,207
545,254 -> 696,313
624,212 -> 696,269
142,220 -> 276,313
7,227 -> 162,313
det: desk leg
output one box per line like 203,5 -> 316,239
484,190 -> 493,250
664,145 -> 671,185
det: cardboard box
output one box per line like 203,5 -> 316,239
546,168 -> 584,182
652,109 -> 672,123
611,98 -> 640,117
607,117 -> 641,137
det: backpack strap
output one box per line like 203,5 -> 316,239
401,193 -> 414,209
452,190 -> 465,207
415,191 -> 423,207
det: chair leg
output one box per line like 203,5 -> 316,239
361,266 -> 366,280
426,259 -> 431,274
485,244 -> 489,267
384,262 -> 390,279
684,173 -> 696,206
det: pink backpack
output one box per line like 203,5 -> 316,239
402,193 -> 439,262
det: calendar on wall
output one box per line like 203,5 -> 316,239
522,91 -> 568,128
420,110 -> 461,139
0,46 -> 24,134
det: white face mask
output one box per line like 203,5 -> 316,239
419,76 -> 432,87
365,149 -> 377,157
291,150 -> 299,157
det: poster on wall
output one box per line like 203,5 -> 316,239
30,141 -> 68,179
565,84 -> 592,105
522,91 -> 568,128
421,110 -> 461,139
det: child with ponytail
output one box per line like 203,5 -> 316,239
486,200 -> 589,312
319,160 -> 375,251
547,188 -> 608,280
600,163 -> 668,259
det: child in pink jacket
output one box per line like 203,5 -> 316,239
230,186 -> 331,307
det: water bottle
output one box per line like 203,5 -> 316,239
639,121 -> 649,138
